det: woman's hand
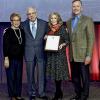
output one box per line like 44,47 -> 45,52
44,35 -> 48,40
59,43 -> 66,50
4,57 -> 9,68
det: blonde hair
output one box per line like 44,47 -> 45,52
48,12 -> 63,27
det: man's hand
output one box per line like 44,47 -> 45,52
85,56 -> 91,65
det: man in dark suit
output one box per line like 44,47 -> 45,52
66,0 -> 95,100
22,7 -> 47,100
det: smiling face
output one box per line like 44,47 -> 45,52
72,0 -> 82,16
27,7 -> 37,22
48,12 -> 62,26
11,15 -> 21,28
50,14 -> 58,25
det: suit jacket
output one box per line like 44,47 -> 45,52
22,18 -> 47,61
66,15 -> 95,62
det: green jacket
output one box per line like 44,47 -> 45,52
66,15 -> 95,62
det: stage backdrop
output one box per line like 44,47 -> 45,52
0,22 -> 100,83
0,0 -> 100,22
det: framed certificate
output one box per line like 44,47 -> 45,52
45,35 -> 60,51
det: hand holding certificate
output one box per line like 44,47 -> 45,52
45,35 -> 60,51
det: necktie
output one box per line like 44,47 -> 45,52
72,16 -> 79,32
32,23 -> 36,38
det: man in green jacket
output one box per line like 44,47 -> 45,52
66,0 -> 95,100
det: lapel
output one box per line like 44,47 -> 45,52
70,15 -> 84,41
67,18 -> 74,41
26,20 -> 34,39
68,18 -> 72,34
35,19 -> 41,39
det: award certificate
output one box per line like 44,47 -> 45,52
45,35 -> 60,51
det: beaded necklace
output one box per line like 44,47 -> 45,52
12,28 -> 22,44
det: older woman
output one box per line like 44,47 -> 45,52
3,13 -> 25,100
46,12 -> 69,100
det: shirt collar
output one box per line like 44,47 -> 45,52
30,19 -> 37,25
72,14 -> 81,19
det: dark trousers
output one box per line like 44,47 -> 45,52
6,59 -> 23,97
26,56 -> 46,97
71,62 -> 90,98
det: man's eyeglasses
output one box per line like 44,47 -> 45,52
27,12 -> 36,15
